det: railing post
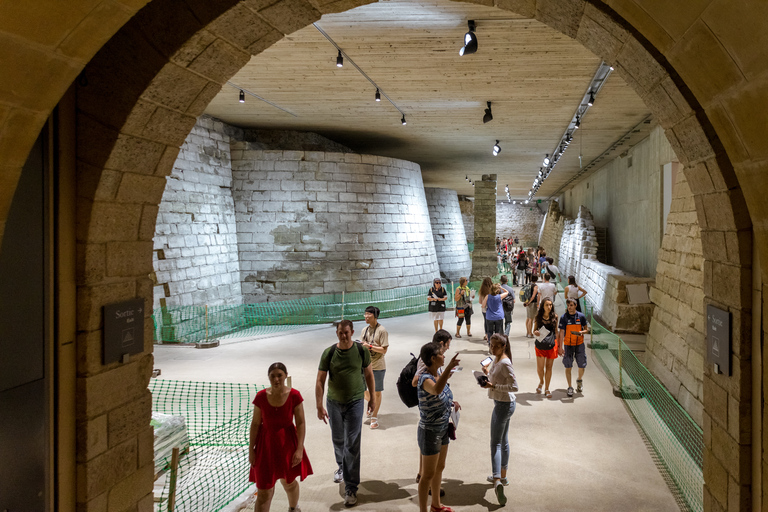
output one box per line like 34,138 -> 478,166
341,291 -> 345,320
618,336 -> 623,393
205,305 -> 209,341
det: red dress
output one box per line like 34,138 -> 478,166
249,388 -> 313,489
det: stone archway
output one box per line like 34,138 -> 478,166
0,0 -> 758,510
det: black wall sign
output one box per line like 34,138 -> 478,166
103,299 -> 145,364
706,305 -> 731,375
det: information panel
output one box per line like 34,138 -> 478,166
103,299 -> 145,365
706,304 -> 731,375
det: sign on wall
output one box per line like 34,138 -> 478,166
706,304 -> 731,375
103,299 -> 145,364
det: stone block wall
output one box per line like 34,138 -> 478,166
230,147 -> 440,301
425,188 -> 472,282
152,117 -> 242,309
458,196 -> 474,244
471,175 -> 498,280
539,202 -> 655,332
496,201 -> 546,244
645,172 -> 705,425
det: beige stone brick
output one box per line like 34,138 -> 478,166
106,463 -> 154,511
704,378 -> 728,429
115,173 -> 168,204
722,74 -> 768,161
705,101 -> 751,167
108,389 -> 152,448
258,0 -> 322,36
76,279 -> 137,332
703,0 -> 768,81
535,0 -> 584,39
76,437 -> 137,501
495,0 -> 535,18
106,242 -> 153,278
76,354 -> 153,419
76,491 -> 107,512
188,38 -> 250,83
704,445 -> 728,507
208,3 -> 273,49
76,414 -> 108,463
137,425 -> 154,470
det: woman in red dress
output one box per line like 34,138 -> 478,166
249,362 -> 313,512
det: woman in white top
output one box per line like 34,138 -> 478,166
565,275 -> 587,313
482,334 -> 518,506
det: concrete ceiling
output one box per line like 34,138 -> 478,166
204,0 -> 653,201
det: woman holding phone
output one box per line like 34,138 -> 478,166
533,298 -> 559,398
417,342 -> 461,512
481,334 -> 518,506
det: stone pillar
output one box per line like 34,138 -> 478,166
424,187 -> 472,283
471,174 -> 497,281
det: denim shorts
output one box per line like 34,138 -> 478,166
373,369 -> 385,392
563,344 -> 587,368
417,425 -> 450,456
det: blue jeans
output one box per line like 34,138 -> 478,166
504,311 -> 512,336
486,318 -> 503,341
326,398 -> 364,493
490,400 -> 516,478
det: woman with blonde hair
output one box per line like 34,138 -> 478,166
454,277 -> 473,338
481,283 -> 508,341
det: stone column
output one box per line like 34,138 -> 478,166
471,174 -> 497,281
424,187 -> 472,282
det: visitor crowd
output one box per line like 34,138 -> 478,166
247,246 -> 589,511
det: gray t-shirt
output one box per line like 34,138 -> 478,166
537,282 -> 557,303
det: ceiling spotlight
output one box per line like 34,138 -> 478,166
375,89 -> 381,102
459,20 -> 478,56
239,90 -> 245,103
566,134 -> 573,143
575,116 -> 581,129
401,115 -> 407,125
465,175 -> 468,181
609,65 -> 615,71
524,200 -> 529,204
588,91 -> 595,106
483,101 -> 493,123
336,50 -> 343,67
492,140 -> 501,156
543,154 -> 550,166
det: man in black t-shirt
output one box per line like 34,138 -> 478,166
427,278 -> 448,332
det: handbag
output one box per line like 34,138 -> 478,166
535,331 -> 556,351
456,307 -> 465,318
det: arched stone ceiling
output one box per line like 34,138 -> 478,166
204,0 -> 652,200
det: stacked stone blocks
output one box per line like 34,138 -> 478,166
471,175 -> 498,280
645,172 -> 705,425
231,145 -> 440,301
424,187 -> 472,282
495,201 -> 545,243
152,117 -> 243,309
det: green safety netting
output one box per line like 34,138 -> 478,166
150,379 -> 265,512
153,280 -> 499,345
580,295 -> 703,512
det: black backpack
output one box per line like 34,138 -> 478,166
502,293 -> 515,312
396,354 -> 420,408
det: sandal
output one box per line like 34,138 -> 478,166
416,473 -> 421,483
430,505 -> 453,512
455,333 -> 462,338
370,417 -> 379,429
545,389 -> 553,398
535,386 -> 543,394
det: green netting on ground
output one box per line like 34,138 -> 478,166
153,280 -> 500,344
584,303 -> 703,512
150,379 -> 264,512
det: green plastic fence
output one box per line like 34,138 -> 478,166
153,281 -> 501,344
150,379 -> 265,512
581,297 -> 703,512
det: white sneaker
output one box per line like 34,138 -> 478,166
344,491 -> 357,507
333,467 -> 343,483
288,507 -> 301,512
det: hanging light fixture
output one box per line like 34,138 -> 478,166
375,89 -> 381,102
336,50 -> 343,67
543,154 -> 550,166
459,20 -> 478,56
492,140 -> 501,156
574,116 -> 581,129
483,101 -> 493,123
588,91 -> 595,106
401,115 -> 407,125
239,90 -> 245,103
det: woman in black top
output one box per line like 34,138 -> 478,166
428,278 -> 448,332
533,298 -> 559,398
